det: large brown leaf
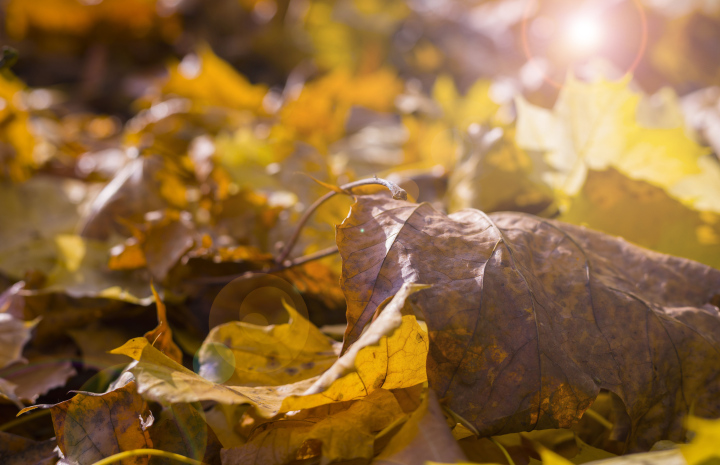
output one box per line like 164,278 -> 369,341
337,193 -> 720,451
20,381 -> 153,464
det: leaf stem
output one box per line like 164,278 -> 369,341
91,449 -> 206,465
275,177 -> 407,264
490,437 -> 517,465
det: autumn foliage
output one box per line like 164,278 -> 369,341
1,1 -> 720,464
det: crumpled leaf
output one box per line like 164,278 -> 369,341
0,357 -> 76,406
19,381 -> 153,465
280,283 -> 430,412
196,299 -> 337,386
337,193 -> 720,451
221,388 -> 406,465
111,284 -> 429,416
373,388 -> 467,465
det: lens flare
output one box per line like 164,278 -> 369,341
521,0 -> 648,88
565,15 -> 603,53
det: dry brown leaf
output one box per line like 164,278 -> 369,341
221,388 -> 406,465
337,193 -> 720,451
19,381 -> 153,465
0,358 -> 76,405
0,314 -> 38,369
0,431 -> 58,465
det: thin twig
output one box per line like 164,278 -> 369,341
192,246 -> 339,284
274,177 -> 406,264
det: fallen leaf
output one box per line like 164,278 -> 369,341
557,168 -> 720,269
515,76 -> 716,214
447,125 -> 556,216
279,283 -> 430,412
0,176 -> 86,278
221,388 -> 406,465
0,431 -> 57,465
432,75 -> 500,131
19,381 -> 153,465
39,234 -> 153,304
148,402 -> 221,465
111,285 -> 429,417
163,45 -> 268,115
373,388 -> 467,464
196,299 -> 337,386
110,337 -> 317,416
0,314 -> 38,369
0,358 -> 76,404
337,193 -> 720,451
0,71 -> 36,181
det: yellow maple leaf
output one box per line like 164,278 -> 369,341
515,76 -> 716,212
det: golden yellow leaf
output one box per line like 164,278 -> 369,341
558,168 -> 720,269
196,300 -> 337,386
515,76 -> 715,212
279,283 -> 430,412
111,285 -> 429,420
5,0 -> 177,39
681,416 -> 720,464
278,68 -> 403,150
433,75 -> 500,131
110,337 -> 317,416
163,45 -> 268,114
0,71 -> 35,181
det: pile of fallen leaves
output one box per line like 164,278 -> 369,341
1,0 -> 720,464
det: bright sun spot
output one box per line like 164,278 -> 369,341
564,16 -> 603,54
